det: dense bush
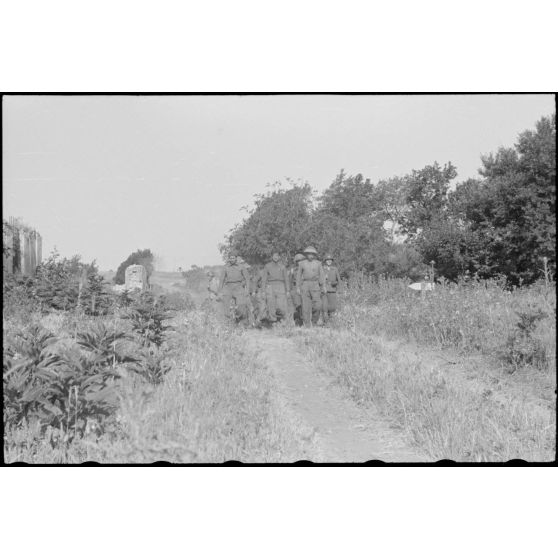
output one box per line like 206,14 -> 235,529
504,308 -> 549,371
124,291 -> 174,347
3,322 -> 139,438
3,251 -> 116,316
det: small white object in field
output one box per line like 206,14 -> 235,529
408,282 -> 434,291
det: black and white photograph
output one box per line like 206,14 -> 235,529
3,93 -> 555,465
1,2 -> 557,557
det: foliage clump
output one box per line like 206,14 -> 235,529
503,307 -> 550,371
3,281 -> 177,455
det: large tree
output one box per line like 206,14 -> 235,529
310,172 -> 422,277
400,162 -> 458,236
225,180 -> 314,265
448,114 -> 556,283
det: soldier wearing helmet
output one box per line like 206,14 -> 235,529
322,253 -> 341,322
219,251 -> 251,324
296,246 -> 326,327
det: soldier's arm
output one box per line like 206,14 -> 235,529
319,264 -> 327,292
296,262 -> 302,293
283,265 -> 290,292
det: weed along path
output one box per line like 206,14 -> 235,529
243,329 -> 426,463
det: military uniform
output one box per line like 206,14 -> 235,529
296,255 -> 325,327
289,254 -> 305,325
261,260 -> 290,322
254,268 -> 268,322
219,263 -> 251,323
322,262 -> 341,319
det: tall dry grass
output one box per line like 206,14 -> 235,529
286,276 -> 556,461
291,327 -> 555,461
341,274 -> 556,375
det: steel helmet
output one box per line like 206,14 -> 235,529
293,253 -> 305,262
303,246 -> 318,255
324,253 -> 334,261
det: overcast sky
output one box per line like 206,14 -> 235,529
3,94 -> 554,271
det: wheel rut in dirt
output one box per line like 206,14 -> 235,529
244,330 -> 426,463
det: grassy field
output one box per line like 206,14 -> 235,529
4,266 -> 556,463
3,279 -> 311,463
287,276 -> 556,461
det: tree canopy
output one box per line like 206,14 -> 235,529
225,181 -> 314,265
223,114 -> 555,285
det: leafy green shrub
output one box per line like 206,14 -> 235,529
3,325 -> 64,428
78,266 -> 115,316
74,322 -> 138,367
24,251 -> 116,314
125,291 -> 173,347
130,347 -> 172,384
32,252 -> 81,311
3,275 -> 39,319
3,322 -> 139,441
117,289 -> 134,308
503,308 -> 549,371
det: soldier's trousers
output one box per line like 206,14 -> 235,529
322,291 -> 338,319
221,283 -> 248,322
301,280 -> 322,326
266,282 -> 288,321
291,291 -> 303,325
255,290 -> 272,322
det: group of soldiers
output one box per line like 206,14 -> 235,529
206,246 -> 341,327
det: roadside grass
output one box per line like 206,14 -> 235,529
4,302 -> 310,463
289,327 -> 555,461
341,275 -> 556,375
104,310 -> 311,463
282,277 -> 556,462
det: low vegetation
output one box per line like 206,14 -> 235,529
342,274 -> 555,373
288,276 -> 556,461
3,258 -> 310,463
3,113 -> 555,462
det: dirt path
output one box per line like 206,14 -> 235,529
243,329 -> 426,463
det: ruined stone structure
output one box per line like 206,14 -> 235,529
125,264 -> 148,291
3,218 -> 42,277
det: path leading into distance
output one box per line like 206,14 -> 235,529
243,329 -> 426,463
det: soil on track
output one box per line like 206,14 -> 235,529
244,329 -> 426,463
